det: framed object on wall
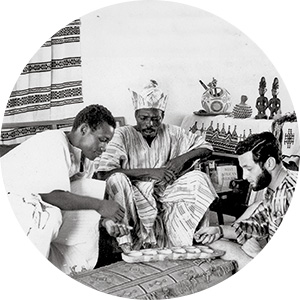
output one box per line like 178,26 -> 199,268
115,117 -> 126,127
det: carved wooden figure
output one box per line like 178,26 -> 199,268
268,77 -> 281,119
255,77 -> 268,119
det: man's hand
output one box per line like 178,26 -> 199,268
194,226 -> 222,244
102,219 -> 131,238
165,156 -> 186,175
148,168 -> 176,182
98,199 -> 125,222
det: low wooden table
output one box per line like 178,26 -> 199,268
71,258 -> 237,299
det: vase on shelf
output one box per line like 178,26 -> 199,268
232,95 -> 252,119
199,77 -> 231,114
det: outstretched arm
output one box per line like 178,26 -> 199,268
194,225 -> 237,244
165,148 -> 212,175
39,190 -> 124,222
96,168 -> 177,182
96,148 -> 211,182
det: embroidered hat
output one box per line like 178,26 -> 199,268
129,80 -> 168,111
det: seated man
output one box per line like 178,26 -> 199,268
194,131 -> 298,269
1,104 -> 125,274
97,80 -> 217,252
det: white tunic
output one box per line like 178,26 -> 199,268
1,130 -> 103,274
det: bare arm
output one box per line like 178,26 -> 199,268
165,148 -> 212,175
96,168 -> 176,182
96,148 -> 211,181
222,225 -> 238,240
39,190 -> 124,222
194,224 -> 237,244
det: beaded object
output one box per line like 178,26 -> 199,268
233,95 -> 252,119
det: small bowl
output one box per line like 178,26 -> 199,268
185,247 -> 201,259
171,247 -> 187,260
141,249 -> 158,255
127,250 -> 143,257
157,248 -> 173,261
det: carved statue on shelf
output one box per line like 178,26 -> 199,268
268,77 -> 281,119
255,77 -> 268,119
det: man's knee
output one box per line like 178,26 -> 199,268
71,178 -> 106,200
48,206 -> 63,233
210,239 -> 252,269
106,172 -> 132,196
54,210 -> 100,246
63,210 -> 100,228
188,169 -> 205,177
178,169 -> 205,182
79,210 -> 101,224
107,172 -> 129,184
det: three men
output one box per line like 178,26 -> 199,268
194,131 -> 298,269
1,104 -> 124,274
97,80 -> 217,252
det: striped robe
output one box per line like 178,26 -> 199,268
98,124 -> 217,248
233,169 -> 298,245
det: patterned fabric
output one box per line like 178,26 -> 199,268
130,80 -> 168,111
232,169 -> 298,244
181,114 -> 273,154
71,258 -> 237,299
0,118 -> 75,145
232,103 -> 252,119
98,124 -> 217,248
2,19 -> 84,144
272,112 -> 299,169
72,259 -> 237,300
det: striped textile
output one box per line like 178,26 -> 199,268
159,170 -> 217,246
98,124 -> 217,248
1,19 -> 84,144
233,169 -> 298,244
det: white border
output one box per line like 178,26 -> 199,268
1,1 -> 299,300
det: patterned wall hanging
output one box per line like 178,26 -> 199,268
1,19 -> 84,144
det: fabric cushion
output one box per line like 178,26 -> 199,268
71,258 -> 237,299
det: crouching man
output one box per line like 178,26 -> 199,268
1,104 -> 125,274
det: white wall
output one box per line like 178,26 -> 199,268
80,1 -> 294,126
1,2 -> 300,300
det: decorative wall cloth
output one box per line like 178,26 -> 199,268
272,112 -> 299,169
1,19 -> 84,144
181,114 -> 273,154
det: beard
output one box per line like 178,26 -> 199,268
252,168 -> 272,191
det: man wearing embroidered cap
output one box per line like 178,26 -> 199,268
131,79 -> 168,111
97,80 -> 217,253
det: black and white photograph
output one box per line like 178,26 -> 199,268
0,1 -> 299,300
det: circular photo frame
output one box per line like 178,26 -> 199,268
1,1 -> 299,300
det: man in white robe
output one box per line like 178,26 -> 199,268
97,81 -> 217,252
1,105 -> 125,274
